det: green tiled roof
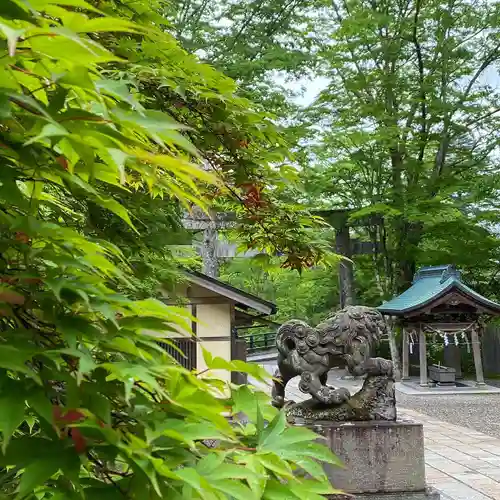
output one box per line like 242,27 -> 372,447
378,265 -> 500,316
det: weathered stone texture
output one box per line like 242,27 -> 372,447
272,305 -> 393,412
301,420 -> 427,494
286,374 -> 396,422
329,488 -> 440,500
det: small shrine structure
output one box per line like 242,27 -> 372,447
378,265 -> 500,387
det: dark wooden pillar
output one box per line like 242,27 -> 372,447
335,223 -> 355,307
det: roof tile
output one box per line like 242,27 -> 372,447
378,265 -> 500,315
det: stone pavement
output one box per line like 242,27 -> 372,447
253,366 -> 500,500
401,408 -> 500,500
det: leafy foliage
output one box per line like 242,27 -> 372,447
165,0 -> 317,114
161,0 -> 339,271
221,257 -> 339,325
302,0 -> 500,292
0,1 -> 341,498
97,0 -> 334,272
170,0 -> 500,300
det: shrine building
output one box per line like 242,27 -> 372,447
378,265 -> 500,387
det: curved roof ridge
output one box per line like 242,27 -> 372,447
378,265 -> 500,316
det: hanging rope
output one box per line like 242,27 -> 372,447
405,329 -> 417,354
422,322 -> 477,354
404,323 -> 478,356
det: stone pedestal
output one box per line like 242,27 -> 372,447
300,420 -> 439,500
330,491 -> 439,499
286,375 -> 396,422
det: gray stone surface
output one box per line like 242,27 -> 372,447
286,374 -> 396,422
299,420 -> 427,494
401,408 -> 500,500
272,306 -> 393,413
396,379 -> 500,395
329,488 -> 440,499
397,389 -> 500,439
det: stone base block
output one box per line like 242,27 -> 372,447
286,375 -> 396,422
329,488 -> 440,499
301,420 -> 433,495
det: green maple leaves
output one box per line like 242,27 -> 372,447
0,0 -> 340,499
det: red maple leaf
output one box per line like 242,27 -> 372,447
53,406 -> 88,454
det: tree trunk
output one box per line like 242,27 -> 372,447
387,317 -> 401,381
394,221 -> 422,293
396,258 -> 416,294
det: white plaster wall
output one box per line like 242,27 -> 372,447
197,303 -> 231,337
196,302 -> 232,382
157,283 -> 236,386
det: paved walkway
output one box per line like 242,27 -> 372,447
400,408 -> 500,500
253,365 -> 500,500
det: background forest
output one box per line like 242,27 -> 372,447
166,0 -> 500,321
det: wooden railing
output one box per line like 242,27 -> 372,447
159,339 -> 197,370
242,332 -> 276,355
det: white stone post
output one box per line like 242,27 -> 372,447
200,209 -> 219,278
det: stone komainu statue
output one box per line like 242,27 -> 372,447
272,305 -> 393,409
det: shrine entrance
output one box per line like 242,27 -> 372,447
378,265 -> 500,388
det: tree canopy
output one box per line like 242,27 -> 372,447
304,0 -> 500,293
176,0 -> 500,307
